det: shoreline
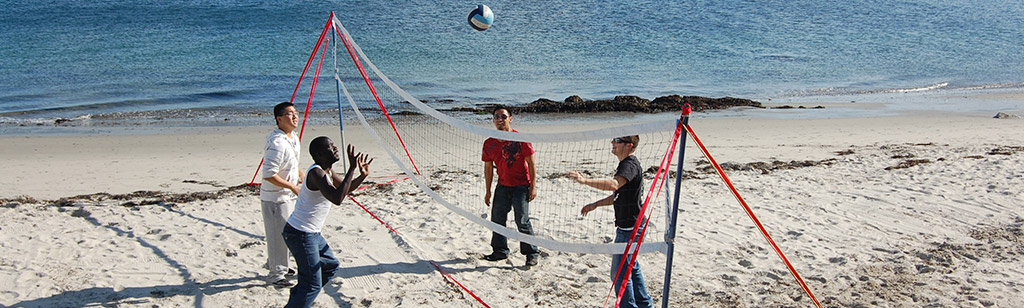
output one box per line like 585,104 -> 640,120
3,86 -> 1024,137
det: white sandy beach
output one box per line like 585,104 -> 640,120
2,112 -> 1023,307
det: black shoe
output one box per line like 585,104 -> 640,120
285,268 -> 296,277
525,255 -> 539,266
482,253 -> 508,261
272,279 -> 294,288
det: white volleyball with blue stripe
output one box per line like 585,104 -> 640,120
467,4 -> 494,31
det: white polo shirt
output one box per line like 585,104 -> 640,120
259,128 -> 301,202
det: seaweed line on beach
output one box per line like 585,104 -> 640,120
2,144 -> 1019,207
0,183 -> 259,208
882,144 -> 1023,170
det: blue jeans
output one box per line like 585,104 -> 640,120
611,228 -> 653,308
283,223 -> 340,308
489,185 -> 539,257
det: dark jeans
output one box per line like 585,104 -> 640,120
282,223 -> 340,308
611,227 -> 653,308
489,184 -> 539,257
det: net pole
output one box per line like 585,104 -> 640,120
332,21 -> 347,171
335,79 -> 347,169
661,104 -> 691,308
611,120 -> 682,307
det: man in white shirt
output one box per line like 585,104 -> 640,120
259,102 -> 305,287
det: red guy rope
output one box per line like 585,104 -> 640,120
333,24 -> 421,175
347,185 -> 489,308
347,196 -> 399,235
430,261 -> 492,308
684,123 -> 823,308
344,175 -> 487,307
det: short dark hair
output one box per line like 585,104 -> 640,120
274,102 -> 294,117
623,135 -> 639,146
492,106 -> 511,116
309,136 -> 333,158
274,102 -> 294,126
619,135 -> 640,153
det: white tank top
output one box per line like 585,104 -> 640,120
287,164 -> 335,233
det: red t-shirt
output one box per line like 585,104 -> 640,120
482,132 -> 535,187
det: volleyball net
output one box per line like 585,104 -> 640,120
329,17 -> 681,255
261,12 -> 822,308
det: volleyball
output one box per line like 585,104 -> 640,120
467,5 -> 494,31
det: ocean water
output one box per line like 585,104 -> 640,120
2,0 -> 1023,126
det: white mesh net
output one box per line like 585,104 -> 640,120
331,17 -> 682,255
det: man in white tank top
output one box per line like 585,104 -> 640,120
282,136 -> 372,308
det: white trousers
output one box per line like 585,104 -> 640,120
261,199 -> 295,281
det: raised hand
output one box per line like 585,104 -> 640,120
346,144 -> 358,168
568,170 -> 585,183
581,203 -> 596,216
357,153 -> 373,176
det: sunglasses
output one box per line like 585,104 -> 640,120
493,114 -> 509,120
612,137 -> 631,144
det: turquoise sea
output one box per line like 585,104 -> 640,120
2,0 -> 1023,127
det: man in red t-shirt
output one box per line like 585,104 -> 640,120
481,107 -> 540,267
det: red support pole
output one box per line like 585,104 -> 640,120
291,12 -> 335,105
297,34 -> 330,141
249,13 -> 336,185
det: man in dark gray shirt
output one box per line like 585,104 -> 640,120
568,135 -> 652,308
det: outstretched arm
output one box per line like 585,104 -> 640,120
581,194 -> 615,216
568,171 -> 627,192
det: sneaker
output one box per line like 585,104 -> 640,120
482,253 -> 508,261
525,255 -> 539,266
285,268 -> 296,277
272,279 -> 294,288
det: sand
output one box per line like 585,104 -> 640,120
2,112 -> 1023,307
